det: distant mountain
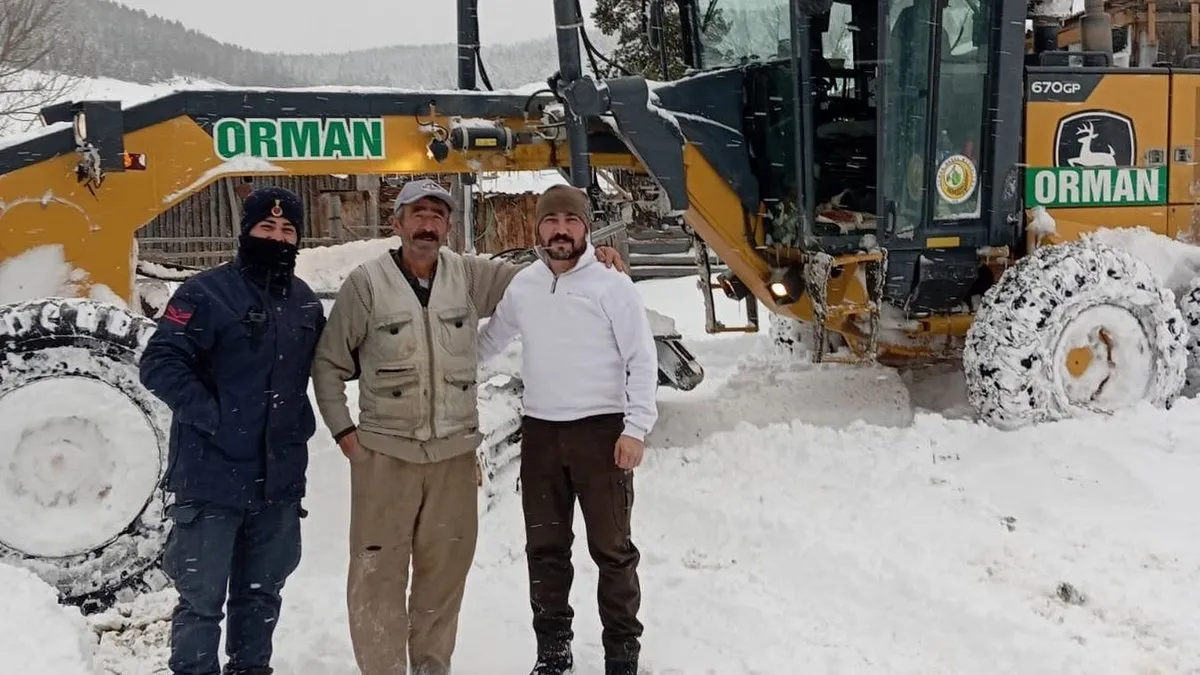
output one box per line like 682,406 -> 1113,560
45,0 -> 616,90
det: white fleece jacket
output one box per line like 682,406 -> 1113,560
477,243 -> 659,440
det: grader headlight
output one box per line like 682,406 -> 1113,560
767,265 -> 804,305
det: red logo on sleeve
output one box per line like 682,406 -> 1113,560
163,304 -> 194,326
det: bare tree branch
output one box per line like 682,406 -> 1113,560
0,0 -> 82,135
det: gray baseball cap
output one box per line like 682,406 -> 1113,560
394,178 -> 456,214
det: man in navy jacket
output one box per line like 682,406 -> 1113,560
139,186 -> 326,675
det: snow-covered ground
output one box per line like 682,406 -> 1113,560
3,253 -> 1200,674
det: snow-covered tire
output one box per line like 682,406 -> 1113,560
963,241 -> 1188,430
0,298 -> 172,613
768,313 -> 809,356
1176,275 -> 1200,395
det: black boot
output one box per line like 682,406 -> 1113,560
529,650 -> 574,675
604,659 -> 637,675
222,668 -> 273,675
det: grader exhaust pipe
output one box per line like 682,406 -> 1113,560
1080,0 -> 1114,60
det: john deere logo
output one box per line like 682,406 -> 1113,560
213,117 -> 386,161
1054,110 -> 1135,167
936,155 -> 977,204
1027,109 -> 1164,207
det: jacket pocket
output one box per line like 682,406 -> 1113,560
441,367 -> 478,430
374,311 -> 418,361
435,306 -> 475,356
366,363 -> 423,430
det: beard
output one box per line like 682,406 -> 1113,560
542,234 -> 585,261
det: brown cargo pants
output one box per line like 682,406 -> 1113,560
519,412 -> 643,663
346,448 -> 479,675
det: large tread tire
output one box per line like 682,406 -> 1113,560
0,298 -> 172,614
768,313 -> 810,356
1176,275 -> 1200,396
964,241 -> 1187,430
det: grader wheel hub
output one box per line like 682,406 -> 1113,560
1064,327 -> 1113,378
1056,306 -> 1154,408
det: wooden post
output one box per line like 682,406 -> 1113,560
356,174 -> 381,238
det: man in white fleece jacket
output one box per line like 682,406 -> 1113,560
477,184 -> 658,675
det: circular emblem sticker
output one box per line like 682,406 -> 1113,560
936,154 -> 978,204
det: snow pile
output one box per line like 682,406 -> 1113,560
0,244 -> 126,308
294,236 -> 401,293
0,563 -> 96,674
477,170 -> 567,195
1085,226 -> 1200,297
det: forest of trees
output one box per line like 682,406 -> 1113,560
36,0 -> 613,89
0,0 -> 622,133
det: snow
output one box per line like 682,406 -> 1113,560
6,241 -> 1200,674
163,157 -> 285,205
0,244 -> 127,308
293,236 -> 402,293
1029,205 -> 1057,237
1086,225 -> 1200,299
0,376 -> 161,558
477,169 -> 568,195
0,563 -> 96,675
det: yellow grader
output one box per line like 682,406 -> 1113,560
0,0 -> 1196,610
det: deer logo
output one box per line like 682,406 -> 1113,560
1067,121 -> 1117,166
1054,111 -> 1136,168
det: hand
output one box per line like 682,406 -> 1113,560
594,245 -> 628,273
614,434 -> 644,470
338,430 -> 365,462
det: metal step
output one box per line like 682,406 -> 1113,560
629,253 -> 720,267
631,265 -> 726,282
628,239 -> 693,255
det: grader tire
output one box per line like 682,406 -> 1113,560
963,240 -> 1187,430
0,298 -> 172,613
1175,275 -> 1200,396
768,313 -> 809,356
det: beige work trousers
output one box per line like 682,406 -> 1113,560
346,448 -> 479,675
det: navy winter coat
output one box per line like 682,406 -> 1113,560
139,258 -> 326,509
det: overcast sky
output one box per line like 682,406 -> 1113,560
112,0 -> 601,54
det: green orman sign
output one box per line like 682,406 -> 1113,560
1025,166 -> 1167,208
212,117 -> 386,161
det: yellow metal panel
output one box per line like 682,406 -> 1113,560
1168,73 -> 1200,204
924,236 -> 960,248
1040,206 -> 1172,241
1025,70 -> 1171,238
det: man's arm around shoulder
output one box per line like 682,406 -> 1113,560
138,278 -> 219,434
311,267 -> 372,442
464,253 -> 527,318
602,274 -> 659,442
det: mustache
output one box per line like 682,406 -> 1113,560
547,233 -> 574,244
413,230 -> 439,241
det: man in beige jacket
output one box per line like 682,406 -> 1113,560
311,178 -> 621,675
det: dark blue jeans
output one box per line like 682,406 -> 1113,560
162,498 -> 304,675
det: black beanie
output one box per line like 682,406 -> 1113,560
240,186 -> 304,238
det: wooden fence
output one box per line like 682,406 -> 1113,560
136,174 -> 379,266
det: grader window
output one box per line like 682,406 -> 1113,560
880,0 -> 992,239
698,0 -> 792,67
931,0 -> 991,222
